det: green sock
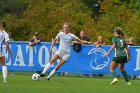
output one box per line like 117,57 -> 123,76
121,71 -> 129,82
110,70 -> 117,78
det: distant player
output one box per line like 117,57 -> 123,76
0,22 -> 12,83
104,27 -> 131,85
40,22 -> 92,80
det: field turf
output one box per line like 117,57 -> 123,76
0,74 -> 140,93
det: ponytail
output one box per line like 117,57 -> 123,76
119,30 -> 125,38
114,27 -> 125,38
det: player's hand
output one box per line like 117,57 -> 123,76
128,57 -> 130,62
10,53 -> 12,59
104,53 -> 109,57
89,41 -> 94,44
96,44 -> 100,48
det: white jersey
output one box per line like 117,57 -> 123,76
56,32 -> 78,53
0,30 -> 9,52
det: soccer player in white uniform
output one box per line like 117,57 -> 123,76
0,22 -> 12,83
40,23 -> 92,80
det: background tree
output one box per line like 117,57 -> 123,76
0,0 -> 140,45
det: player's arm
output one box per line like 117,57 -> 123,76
104,44 -> 115,57
4,31 -> 12,59
50,37 -> 58,53
125,47 -> 130,61
6,41 -> 12,59
72,40 -> 81,44
75,38 -> 93,45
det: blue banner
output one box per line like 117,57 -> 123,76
1,42 -> 140,75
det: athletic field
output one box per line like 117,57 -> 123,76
0,74 -> 139,93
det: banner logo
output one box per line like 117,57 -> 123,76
88,48 -> 110,70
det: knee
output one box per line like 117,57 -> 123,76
0,62 -> 6,66
2,64 -> 6,66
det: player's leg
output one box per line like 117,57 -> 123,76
40,54 -> 59,77
46,59 -> 65,80
110,61 -> 119,84
0,57 -> 8,83
120,63 -> 131,85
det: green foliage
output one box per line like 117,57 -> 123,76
0,0 -> 140,44
0,0 -> 28,18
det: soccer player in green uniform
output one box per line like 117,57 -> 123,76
104,27 -> 131,85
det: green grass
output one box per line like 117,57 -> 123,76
0,74 -> 140,93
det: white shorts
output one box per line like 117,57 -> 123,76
55,50 -> 70,61
0,51 -> 5,57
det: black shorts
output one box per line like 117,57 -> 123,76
112,56 -> 128,63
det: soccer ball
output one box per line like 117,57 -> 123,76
32,73 -> 40,81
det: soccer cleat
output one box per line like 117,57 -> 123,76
3,80 -> 8,83
40,73 -> 45,77
110,78 -> 118,85
46,77 -> 50,81
126,82 -> 131,86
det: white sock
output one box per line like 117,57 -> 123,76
47,69 -> 56,78
42,63 -> 51,74
2,66 -> 7,81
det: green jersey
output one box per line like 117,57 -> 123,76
112,36 -> 127,57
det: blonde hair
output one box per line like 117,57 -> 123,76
0,25 -> 4,30
128,37 -> 134,44
80,30 -> 86,34
97,36 -> 104,44
63,22 -> 71,28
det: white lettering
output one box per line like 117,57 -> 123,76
26,46 -> 36,66
13,45 -> 26,66
38,46 -> 50,67
134,49 -> 140,71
